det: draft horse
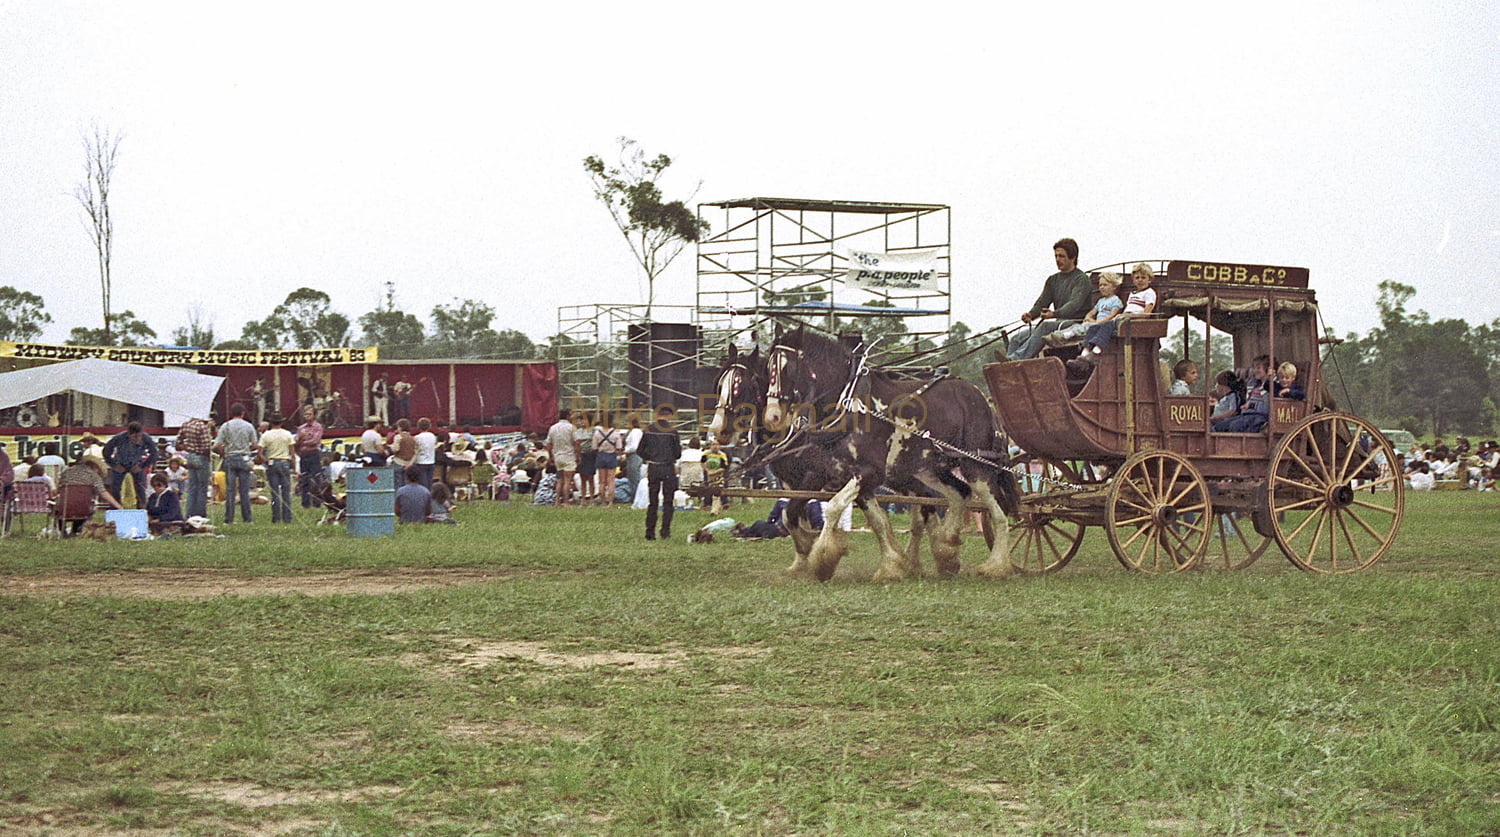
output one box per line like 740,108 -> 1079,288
708,344 -> 843,572
757,329 -> 1020,582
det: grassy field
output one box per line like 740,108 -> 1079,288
1,490 -> 1497,835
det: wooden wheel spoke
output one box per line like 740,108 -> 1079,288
1334,423 -> 1364,482
1123,475 -> 1155,507
1118,522 -> 1153,552
1272,495 -> 1324,514
1163,522 -> 1202,557
1306,426 -> 1334,477
1343,504 -> 1393,541
1165,460 -> 1184,499
1348,497 -> 1398,516
1132,532 -> 1159,571
1166,479 -> 1201,507
1339,447 -> 1380,485
1303,507 -> 1329,558
1279,447 -> 1326,484
1283,506 -> 1324,542
1335,510 -> 1364,570
1357,473 -> 1401,493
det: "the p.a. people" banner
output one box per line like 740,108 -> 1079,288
842,249 -> 940,291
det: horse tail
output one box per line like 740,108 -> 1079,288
990,466 -> 1021,517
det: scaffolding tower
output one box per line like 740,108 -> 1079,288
695,197 -> 951,370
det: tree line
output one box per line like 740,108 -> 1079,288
0,282 -> 546,361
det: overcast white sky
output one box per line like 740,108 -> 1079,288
2,1 -> 1497,349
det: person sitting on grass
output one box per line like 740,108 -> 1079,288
57,456 -> 125,535
427,482 -> 457,524
395,466 -> 431,524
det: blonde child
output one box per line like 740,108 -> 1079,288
1274,361 -> 1305,400
1044,273 -> 1123,347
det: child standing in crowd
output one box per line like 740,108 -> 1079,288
165,455 -> 189,496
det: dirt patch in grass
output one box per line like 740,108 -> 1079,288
0,567 -> 534,600
174,781 -> 405,809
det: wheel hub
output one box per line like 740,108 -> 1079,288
1153,504 -> 1179,528
1328,483 -> 1355,508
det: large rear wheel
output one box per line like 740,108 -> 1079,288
1105,451 -> 1210,573
1268,413 -> 1404,573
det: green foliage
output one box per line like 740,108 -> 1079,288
422,299 -> 538,359
66,310 -> 155,347
0,285 -> 51,341
241,288 -> 351,349
584,137 -> 708,314
1329,280 -> 1496,435
169,305 -> 215,349
357,283 -> 425,354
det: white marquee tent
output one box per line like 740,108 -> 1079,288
0,358 -> 223,427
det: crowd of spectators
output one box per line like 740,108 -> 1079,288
1404,436 -> 1498,491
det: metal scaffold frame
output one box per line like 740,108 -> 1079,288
695,197 -> 952,369
556,197 -> 953,413
556,304 -> 724,411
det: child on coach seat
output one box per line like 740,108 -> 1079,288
1274,362 -> 1305,401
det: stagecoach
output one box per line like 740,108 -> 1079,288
984,259 -> 1404,574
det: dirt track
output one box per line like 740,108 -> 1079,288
0,567 -> 529,600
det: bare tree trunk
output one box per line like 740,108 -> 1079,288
76,125 -> 122,343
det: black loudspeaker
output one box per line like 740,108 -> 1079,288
628,322 -> 703,409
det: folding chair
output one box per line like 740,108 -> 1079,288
446,462 -> 476,501
55,484 -> 98,537
8,481 -> 53,536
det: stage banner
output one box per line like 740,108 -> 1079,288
842,249 -> 940,290
0,342 -> 378,366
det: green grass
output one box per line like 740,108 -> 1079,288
2,492 -> 1498,834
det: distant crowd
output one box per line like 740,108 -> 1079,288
1404,437 -> 1497,491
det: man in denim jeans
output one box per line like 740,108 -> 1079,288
294,405 -> 325,508
214,402 -> 260,524
175,413 -> 215,518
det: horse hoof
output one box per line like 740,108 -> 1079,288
971,563 -> 1017,579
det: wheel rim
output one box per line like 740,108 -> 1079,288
1106,451 -> 1210,573
1269,413 -> 1404,573
992,459 -> 1087,573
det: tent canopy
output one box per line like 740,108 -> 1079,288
0,358 -> 224,426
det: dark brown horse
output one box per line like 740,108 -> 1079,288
760,328 -> 1020,581
708,344 -> 837,569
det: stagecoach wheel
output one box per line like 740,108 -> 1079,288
1268,413 -> 1404,574
1105,450 -> 1211,573
1203,512 -> 1272,571
986,460 -> 1087,574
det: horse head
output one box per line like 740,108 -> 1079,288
763,329 -> 852,431
708,344 -> 766,446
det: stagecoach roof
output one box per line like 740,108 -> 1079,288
701,197 -> 949,215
